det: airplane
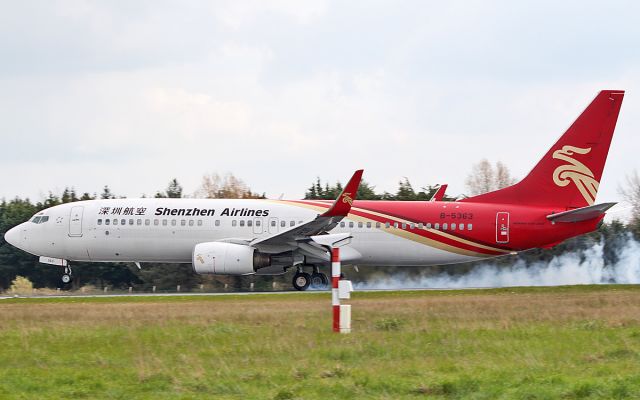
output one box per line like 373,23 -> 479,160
4,90 -> 624,291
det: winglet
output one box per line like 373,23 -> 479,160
322,169 -> 364,217
429,184 -> 448,202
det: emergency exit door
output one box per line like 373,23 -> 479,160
69,206 -> 84,237
496,212 -> 509,243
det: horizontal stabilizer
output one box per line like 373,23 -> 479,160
547,202 -> 616,223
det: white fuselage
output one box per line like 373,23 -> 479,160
7,199 -> 484,269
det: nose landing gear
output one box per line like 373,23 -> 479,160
61,265 -> 73,285
292,265 -> 328,291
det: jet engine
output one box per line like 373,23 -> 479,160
192,242 -> 271,275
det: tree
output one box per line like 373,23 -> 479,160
465,159 -> 516,196
100,186 -> 115,199
395,178 -> 416,200
156,178 -> 183,198
194,173 -> 264,199
61,187 -> 81,203
619,170 -> 640,235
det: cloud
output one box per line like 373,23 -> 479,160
0,1 -> 638,208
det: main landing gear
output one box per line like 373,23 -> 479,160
292,265 -> 329,291
61,265 -> 73,286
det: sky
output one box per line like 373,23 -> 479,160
1,0 -> 638,219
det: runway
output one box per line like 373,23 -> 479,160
0,286 -> 480,300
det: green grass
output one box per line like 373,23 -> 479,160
1,285 -> 640,399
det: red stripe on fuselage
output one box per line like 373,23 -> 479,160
283,200 -> 507,256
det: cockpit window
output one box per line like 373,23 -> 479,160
40,216 -> 49,223
31,216 -> 49,224
32,216 -> 42,224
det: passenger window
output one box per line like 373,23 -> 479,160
162,220 -> 168,226
232,220 -> 237,227
240,220 -> 245,227
145,219 -> 150,226
459,223 -> 464,231
271,220 -> 276,227
468,223 -> 473,231
349,222 -> 354,228
410,223 -> 415,229
280,221 -> 286,227
451,223 -> 456,230
426,223 -> 432,229
214,220 -> 219,226
189,220 -> 194,226
434,223 -> 440,230
171,220 -> 176,226
401,223 -> 407,229
97,219 -> 102,225
375,222 -> 381,228
120,219 -> 126,225
105,219 -> 110,225
113,219 -> 118,225
340,222 -> 345,228
366,222 -> 372,228
154,219 -> 159,226
198,220 -> 203,226
385,222 -> 390,228
358,222 -> 363,228
256,220 -> 261,226
137,219 -> 142,226
129,219 -> 134,225
181,220 -> 186,226
418,223 -> 423,229
394,222 -> 399,229
247,220 -> 253,227
443,223 -> 448,230
290,221 -> 295,227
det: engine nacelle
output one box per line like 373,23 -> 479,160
192,242 -> 271,275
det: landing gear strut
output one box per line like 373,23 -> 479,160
292,265 -> 328,291
61,265 -> 73,285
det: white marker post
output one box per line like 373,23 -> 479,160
311,233 -> 353,334
331,247 -> 341,333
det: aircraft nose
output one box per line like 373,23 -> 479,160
4,225 -> 22,248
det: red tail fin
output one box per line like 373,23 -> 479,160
463,90 -> 624,208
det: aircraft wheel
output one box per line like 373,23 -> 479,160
61,274 -> 73,285
292,272 -> 311,291
310,272 -> 329,289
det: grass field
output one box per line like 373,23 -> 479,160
1,286 -> 640,399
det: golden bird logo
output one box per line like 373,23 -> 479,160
342,192 -> 353,206
552,145 -> 599,205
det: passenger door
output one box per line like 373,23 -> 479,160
69,206 -> 84,237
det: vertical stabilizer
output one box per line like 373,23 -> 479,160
462,90 -> 624,208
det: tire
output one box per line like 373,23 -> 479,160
61,274 -> 73,285
311,272 -> 329,289
292,272 -> 311,291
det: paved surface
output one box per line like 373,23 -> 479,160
0,287 -> 482,300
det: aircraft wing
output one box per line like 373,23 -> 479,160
249,169 -> 363,253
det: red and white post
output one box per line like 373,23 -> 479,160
331,247 -> 341,333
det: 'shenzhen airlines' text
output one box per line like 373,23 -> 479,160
154,207 -> 270,217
